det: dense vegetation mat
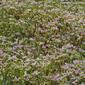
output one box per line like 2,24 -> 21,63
0,0 -> 85,85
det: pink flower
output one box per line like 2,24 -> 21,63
73,60 -> 80,64
64,63 -> 71,69
51,74 -> 61,81
0,49 -> 4,56
13,44 -> 23,50
74,68 -> 81,75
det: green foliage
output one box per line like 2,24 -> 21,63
0,0 -> 85,85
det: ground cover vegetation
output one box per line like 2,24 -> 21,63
0,0 -> 85,85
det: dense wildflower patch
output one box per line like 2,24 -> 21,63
0,0 -> 85,85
